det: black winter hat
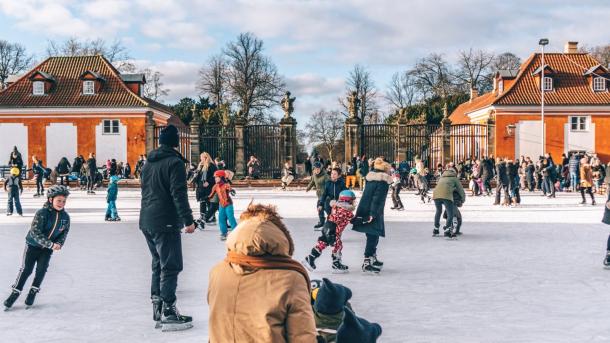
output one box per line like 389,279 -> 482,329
314,278 -> 352,315
603,201 -> 610,225
159,125 -> 179,148
337,306 -> 382,343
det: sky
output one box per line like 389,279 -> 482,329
1,0 -> 610,124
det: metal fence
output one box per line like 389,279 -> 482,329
199,125 -> 236,170
450,124 -> 489,163
245,125 -> 282,178
153,125 -> 191,160
361,124 -> 397,161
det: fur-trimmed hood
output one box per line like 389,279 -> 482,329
329,200 -> 355,212
365,170 -> 392,184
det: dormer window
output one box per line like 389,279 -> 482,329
83,80 -> 95,95
32,81 -> 45,95
593,77 -> 606,91
543,77 -> 553,91
498,80 -> 504,93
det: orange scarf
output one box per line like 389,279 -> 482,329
225,251 -> 310,291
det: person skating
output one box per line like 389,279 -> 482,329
139,125 -> 196,332
306,162 -> 330,229
5,167 -> 23,216
192,152 -> 216,224
318,168 -> 347,230
105,175 -> 121,221
4,185 -> 70,310
390,168 -> 404,210
8,146 -> 23,176
432,164 -> 466,239
86,153 -> 97,194
352,158 -> 391,274
304,190 -> 356,273
580,156 -> 596,205
507,160 -> 521,206
311,278 -> 354,343
56,157 -> 71,186
208,170 -> 237,241
31,156 -> 45,197
494,159 -> 511,206
602,200 -> 610,267
281,160 -> 295,190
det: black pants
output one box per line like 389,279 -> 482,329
495,184 -> 511,204
36,175 -> 44,195
205,202 -> 219,221
545,177 -> 555,196
7,190 -> 22,215
483,176 -> 492,194
391,185 -> 403,208
12,245 -> 53,291
443,204 -> 462,232
512,187 -> 521,204
434,199 -> 454,229
581,187 -> 595,203
364,234 -> 379,257
143,230 -> 183,304
199,200 -> 210,219
317,198 -> 326,224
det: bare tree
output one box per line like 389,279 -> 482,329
46,37 -> 135,72
305,109 -> 343,161
339,64 -> 378,122
223,32 -> 285,121
581,44 -> 610,68
409,53 -> 456,100
385,71 -> 418,110
196,55 -> 228,106
141,68 -> 169,101
455,48 -> 495,92
0,40 -> 33,88
493,52 -> 522,71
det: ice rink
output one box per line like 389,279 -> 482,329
0,187 -> 609,343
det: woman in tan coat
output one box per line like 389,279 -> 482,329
208,203 -> 317,343
580,157 -> 596,205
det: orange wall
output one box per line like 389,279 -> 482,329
592,115 -> 610,162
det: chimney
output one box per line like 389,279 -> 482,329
469,88 -> 478,102
564,41 -> 578,54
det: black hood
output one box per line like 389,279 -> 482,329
147,146 -> 188,163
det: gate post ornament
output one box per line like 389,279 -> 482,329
281,91 -> 296,119
347,91 -> 360,119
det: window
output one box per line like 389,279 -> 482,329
83,80 -> 95,95
498,80 -> 504,93
103,119 -> 120,134
32,81 -> 44,95
570,116 -> 588,131
543,77 -> 553,91
593,77 -> 606,91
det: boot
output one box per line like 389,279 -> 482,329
24,287 -> 39,307
152,295 -> 163,328
433,228 -> 440,237
313,221 -> 324,230
4,289 -> 20,310
444,227 -> 456,239
362,257 -> 381,274
303,247 -> 321,271
604,251 -> 610,268
331,253 -> 349,273
371,254 -> 384,269
160,301 -> 193,332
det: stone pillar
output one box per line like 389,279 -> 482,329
234,116 -> 247,178
280,116 -> 298,172
441,117 -> 452,166
396,110 -> 408,162
189,120 -> 200,165
486,116 -> 496,159
145,111 -> 155,154
344,116 -> 362,163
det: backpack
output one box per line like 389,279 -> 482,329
319,221 -> 337,245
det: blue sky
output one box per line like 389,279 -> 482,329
1,0 -> 609,123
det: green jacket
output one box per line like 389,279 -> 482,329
432,169 -> 466,203
314,303 -> 353,343
307,171 -> 329,198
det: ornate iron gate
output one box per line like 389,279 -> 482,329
401,124 -> 443,168
361,124 -> 397,161
245,125 -> 282,178
450,124 -> 489,162
199,125 -> 236,170
153,125 -> 191,159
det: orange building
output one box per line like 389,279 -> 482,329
0,55 -> 183,170
450,42 -> 610,163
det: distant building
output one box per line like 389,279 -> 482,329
0,55 -> 184,169
450,41 -> 610,162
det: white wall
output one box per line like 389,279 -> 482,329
46,123 -> 77,168
0,123 -> 28,167
564,122 -> 595,153
515,120 -> 544,159
95,120 -> 127,164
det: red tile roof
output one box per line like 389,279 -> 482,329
0,55 -> 172,114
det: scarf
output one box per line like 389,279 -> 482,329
225,251 -> 310,291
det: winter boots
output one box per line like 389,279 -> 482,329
160,301 -> 193,332
24,287 -> 39,307
3,289 -> 20,310
313,222 -> 324,230
303,247 -> 321,271
362,257 -> 381,274
331,253 -> 349,273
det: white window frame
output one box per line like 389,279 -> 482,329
83,80 -> 95,95
102,119 -> 120,135
32,81 -> 45,95
593,77 -> 606,91
543,77 -> 553,91
570,116 -> 588,132
498,80 -> 504,93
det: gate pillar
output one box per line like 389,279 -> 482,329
486,113 -> 496,159
344,116 -> 362,163
189,120 -> 200,165
441,105 -> 452,165
234,116 -> 247,178
396,109 -> 408,162
145,111 -> 156,154
280,116 -> 298,172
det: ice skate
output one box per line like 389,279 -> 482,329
160,301 -> 193,332
220,234 -> 227,241
362,257 -> 381,274
371,255 -> 384,270
303,248 -> 321,272
331,253 -> 349,274
604,251 -> 610,269
444,227 -> 456,240
4,289 -> 20,310
313,221 -> 324,229
205,217 -> 217,226
194,219 -> 205,231
152,295 -> 163,329
24,287 -> 39,308
433,228 -> 440,237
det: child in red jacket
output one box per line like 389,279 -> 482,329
208,170 -> 237,241
304,190 -> 355,273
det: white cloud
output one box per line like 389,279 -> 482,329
133,59 -> 200,103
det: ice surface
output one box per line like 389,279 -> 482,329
0,188 -> 609,342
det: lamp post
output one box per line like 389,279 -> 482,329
539,38 -> 549,156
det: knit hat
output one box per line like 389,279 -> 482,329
9,167 -> 20,176
603,201 -> 610,225
313,161 -> 322,169
314,278 -> 352,315
336,307 -> 382,343
373,158 -> 390,172
339,190 -> 356,202
159,125 -> 179,148
214,170 -> 226,178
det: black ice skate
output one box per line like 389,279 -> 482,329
444,227 -> 456,240
313,222 -> 324,229
371,255 -> 384,270
24,287 -> 39,308
220,233 -> 227,241
433,228 -> 440,237
303,248 -> 321,272
152,295 -> 163,329
331,253 -> 349,274
160,301 -> 193,332
362,257 -> 381,274
4,289 -> 20,310
205,217 -> 217,226
604,251 -> 610,269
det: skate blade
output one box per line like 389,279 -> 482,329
4,307 -> 11,312
301,260 -> 315,272
154,321 -> 162,329
331,269 -> 349,274
161,322 -> 193,332
604,264 -> 610,270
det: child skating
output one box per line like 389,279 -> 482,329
5,167 -> 23,216
105,175 -> 121,221
304,190 -> 356,273
208,170 -> 237,241
4,185 -> 70,310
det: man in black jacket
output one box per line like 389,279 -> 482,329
494,159 -> 511,205
140,125 -> 195,332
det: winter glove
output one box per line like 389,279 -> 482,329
230,189 -> 236,196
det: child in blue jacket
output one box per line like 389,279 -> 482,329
105,175 -> 120,221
